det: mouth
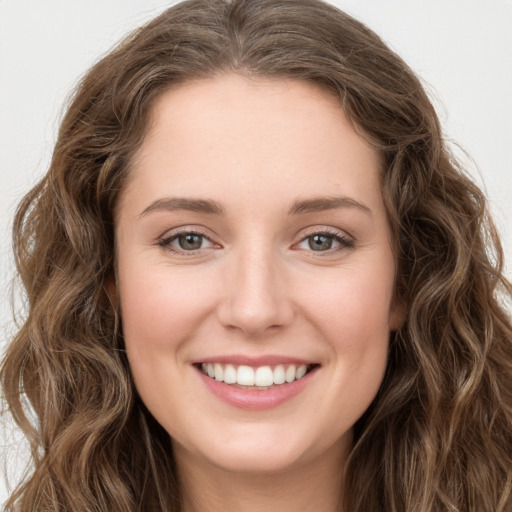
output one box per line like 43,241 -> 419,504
195,362 -> 319,390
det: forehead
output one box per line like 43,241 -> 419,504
120,73 -> 383,217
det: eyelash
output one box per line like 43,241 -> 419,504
158,229 -> 215,254
297,228 -> 355,254
157,228 -> 355,255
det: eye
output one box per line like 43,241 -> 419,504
296,231 -> 354,253
158,230 -> 216,253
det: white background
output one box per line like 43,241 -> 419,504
1,0 -> 511,505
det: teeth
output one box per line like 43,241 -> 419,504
255,366 -> 273,387
296,365 -> 307,379
237,365 -> 255,386
214,363 -> 223,381
223,364 -> 237,384
285,365 -> 296,383
201,363 -> 312,387
273,365 -> 285,385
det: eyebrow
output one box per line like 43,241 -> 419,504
139,197 -> 225,217
138,195 -> 371,218
288,196 -> 372,216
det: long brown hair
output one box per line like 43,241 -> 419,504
2,0 -> 511,510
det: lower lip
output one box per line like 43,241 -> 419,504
196,367 -> 318,410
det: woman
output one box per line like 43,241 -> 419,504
2,0 -> 511,510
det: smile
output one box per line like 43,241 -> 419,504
199,363 -> 313,388
194,358 -> 320,410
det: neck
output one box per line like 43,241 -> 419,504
174,442 -> 349,512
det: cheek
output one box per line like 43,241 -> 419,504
298,265 -> 396,343
118,262 -> 217,349
117,263 -> 218,422
296,262 -> 394,396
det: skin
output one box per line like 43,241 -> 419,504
113,73 -> 402,512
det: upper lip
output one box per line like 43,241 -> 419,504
193,355 -> 317,366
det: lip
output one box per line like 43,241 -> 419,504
193,355 -> 315,367
195,363 -> 319,410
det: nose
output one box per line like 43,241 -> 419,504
216,245 -> 295,336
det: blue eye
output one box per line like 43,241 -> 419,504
297,232 -> 354,252
159,231 -> 214,253
308,234 -> 334,251
175,233 -> 204,250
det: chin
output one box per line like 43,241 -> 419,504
172,422 -> 351,477
197,444 -> 310,475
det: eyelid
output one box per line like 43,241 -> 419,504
298,225 -> 354,242
293,226 -> 355,253
299,225 -> 353,239
157,226 -> 220,254
155,224 -> 354,255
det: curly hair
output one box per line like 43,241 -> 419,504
2,0 -> 511,510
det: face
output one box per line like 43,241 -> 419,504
114,74 -> 401,477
